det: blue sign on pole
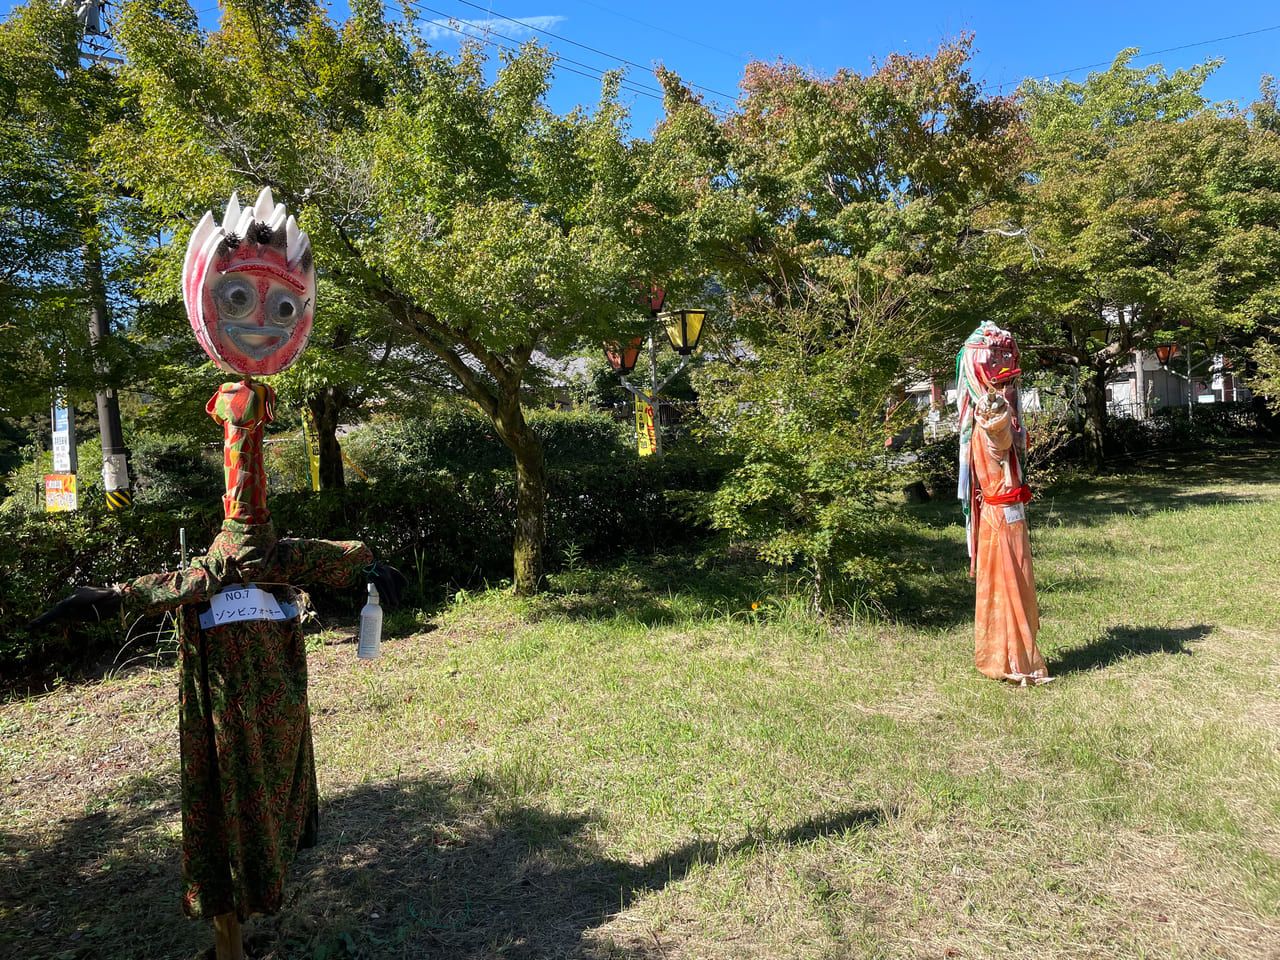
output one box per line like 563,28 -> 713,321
52,400 -> 76,474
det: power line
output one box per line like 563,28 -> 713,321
436,0 -> 739,102
410,0 -> 666,102
569,0 -> 746,64
995,23 -> 1280,92
554,61 -> 663,103
1048,23 -> 1280,79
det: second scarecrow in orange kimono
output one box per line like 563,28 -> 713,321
956,322 -> 1051,685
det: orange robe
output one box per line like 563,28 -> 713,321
971,401 -> 1048,682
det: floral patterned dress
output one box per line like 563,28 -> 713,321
121,518 -> 371,920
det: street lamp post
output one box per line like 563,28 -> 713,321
1187,340 -> 1194,419
604,296 -> 707,458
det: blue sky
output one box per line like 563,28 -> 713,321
381,0 -> 1278,132
24,0 -> 1280,134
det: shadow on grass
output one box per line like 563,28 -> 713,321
875,517 -> 973,629
1050,623 -> 1211,676
474,445 -> 1280,635
0,770 -> 192,958
1,768 -> 886,960
537,550 -> 771,627
905,445 -> 1278,537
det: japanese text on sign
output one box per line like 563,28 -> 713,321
634,395 -> 656,457
199,585 -> 298,629
44,474 -> 78,512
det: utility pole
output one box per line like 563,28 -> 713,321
86,239 -> 131,508
68,0 -> 132,508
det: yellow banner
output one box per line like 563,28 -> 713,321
635,394 -> 657,456
302,413 -> 321,491
44,473 -> 78,512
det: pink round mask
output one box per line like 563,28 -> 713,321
182,187 -> 316,376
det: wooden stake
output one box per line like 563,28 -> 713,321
213,912 -> 244,960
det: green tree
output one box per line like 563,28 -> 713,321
93,0 -> 428,489
696,283 -> 930,609
1233,76 -> 1280,410
654,38 -> 1023,327
1253,75 -> 1278,133
0,0 -> 143,425
989,51 -> 1278,463
101,0 -> 676,593
651,40 -> 1025,608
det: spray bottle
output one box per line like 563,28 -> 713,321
357,582 -> 382,659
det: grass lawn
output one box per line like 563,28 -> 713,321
3,445 -> 1280,959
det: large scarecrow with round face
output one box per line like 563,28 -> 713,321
956,321 -> 1051,686
31,190 -> 404,960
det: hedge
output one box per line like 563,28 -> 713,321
2,408 -> 723,682
912,399 -> 1271,500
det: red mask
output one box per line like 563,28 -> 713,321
976,327 -> 1021,388
182,188 -> 316,376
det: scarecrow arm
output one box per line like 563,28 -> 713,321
974,394 -> 1013,454
26,586 -> 124,629
120,562 -> 225,615
274,539 -> 374,590
276,541 -> 406,608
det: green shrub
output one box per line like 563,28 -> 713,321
1103,401 -> 1263,459
130,432 -> 223,507
344,404 -> 634,479
263,428 -> 322,494
3,407 -> 724,680
0,501 -> 222,679
0,419 -> 28,499
268,450 -> 724,604
345,406 -> 513,477
2,438 -> 105,516
914,432 -> 960,501
526,407 -> 635,465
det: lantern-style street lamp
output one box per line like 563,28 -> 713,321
603,290 -> 709,458
604,337 -> 643,375
664,309 -> 707,356
1154,343 -> 1194,417
1155,333 -> 1222,418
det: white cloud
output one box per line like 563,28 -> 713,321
423,15 -> 566,42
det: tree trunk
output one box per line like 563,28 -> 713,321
493,401 -> 546,596
810,558 -> 825,616
306,386 -> 347,490
1081,363 -> 1108,468
397,304 -> 547,595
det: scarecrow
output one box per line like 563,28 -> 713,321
956,321 -> 1052,686
31,189 -> 405,959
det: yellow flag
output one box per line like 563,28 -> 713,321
635,395 -> 656,456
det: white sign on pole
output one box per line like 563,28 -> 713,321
52,403 -> 75,473
102,453 -> 128,490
